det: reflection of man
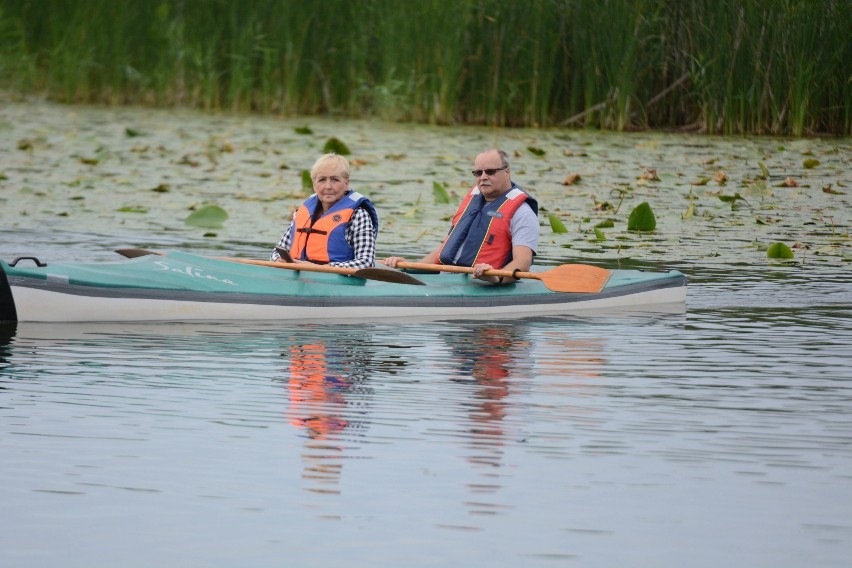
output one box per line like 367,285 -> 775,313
449,325 -> 531,469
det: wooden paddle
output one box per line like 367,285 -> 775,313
115,248 -> 426,286
390,261 -> 611,293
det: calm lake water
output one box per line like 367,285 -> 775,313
1,100 -> 851,567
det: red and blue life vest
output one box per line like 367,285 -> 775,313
289,191 -> 378,264
436,184 -> 538,267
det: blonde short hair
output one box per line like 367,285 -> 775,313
311,153 -> 350,180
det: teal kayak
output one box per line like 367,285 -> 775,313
1,251 -> 687,322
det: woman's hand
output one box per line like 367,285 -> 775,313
382,256 -> 405,268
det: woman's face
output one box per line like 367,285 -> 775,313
312,166 -> 350,210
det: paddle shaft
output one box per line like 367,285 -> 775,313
393,261 -> 531,280
224,257 -> 360,275
114,249 -> 425,285
390,260 -> 611,293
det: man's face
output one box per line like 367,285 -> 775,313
473,151 -> 510,201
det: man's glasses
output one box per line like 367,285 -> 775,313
472,166 -> 507,177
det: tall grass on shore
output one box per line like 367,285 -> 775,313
0,0 -> 848,135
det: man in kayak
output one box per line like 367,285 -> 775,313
383,149 -> 538,284
270,153 -> 379,269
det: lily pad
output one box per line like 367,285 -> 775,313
432,181 -> 450,204
803,158 -> 820,169
323,137 -> 351,154
718,193 -> 749,210
117,206 -> 149,213
301,170 -> 313,189
185,204 -> 228,228
767,242 -> 794,259
627,202 -> 656,231
548,212 -> 568,234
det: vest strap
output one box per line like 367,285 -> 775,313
296,227 -> 328,235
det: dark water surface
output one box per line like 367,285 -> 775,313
1,234 -> 850,568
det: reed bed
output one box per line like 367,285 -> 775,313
0,0 -> 848,135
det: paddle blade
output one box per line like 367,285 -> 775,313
539,264 -> 611,293
354,267 -> 426,285
116,248 -> 160,258
274,247 -> 294,263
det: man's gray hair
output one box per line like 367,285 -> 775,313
497,150 -> 510,169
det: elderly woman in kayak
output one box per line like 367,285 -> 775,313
383,149 -> 538,284
271,153 -> 378,269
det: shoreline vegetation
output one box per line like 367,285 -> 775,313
0,0 -> 848,136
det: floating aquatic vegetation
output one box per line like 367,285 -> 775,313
627,202 -> 656,231
718,193 -> 749,210
402,194 -> 423,218
547,212 -> 568,234
767,242 -> 794,259
638,168 -> 659,182
432,182 -> 450,204
185,205 -> 228,228
561,173 -> 580,185
1,100 -> 847,268
177,155 -> 201,167
323,137 -> 350,155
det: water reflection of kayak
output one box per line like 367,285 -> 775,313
1,251 -> 686,323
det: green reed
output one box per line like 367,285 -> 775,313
0,0 -> 847,134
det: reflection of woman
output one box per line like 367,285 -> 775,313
270,153 -> 378,269
287,343 -> 350,440
281,330 -> 406,492
285,341 -> 354,493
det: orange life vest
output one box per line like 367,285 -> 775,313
289,191 -> 378,264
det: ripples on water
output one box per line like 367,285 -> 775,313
3,97 -> 851,565
2,260 -> 851,568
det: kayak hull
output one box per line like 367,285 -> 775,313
1,252 -> 687,323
